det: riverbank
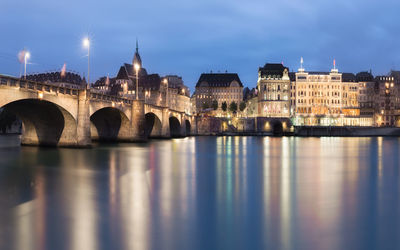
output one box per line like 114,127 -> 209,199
294,126 -> 400,137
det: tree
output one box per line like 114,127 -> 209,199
229,101 -> 238,113
221,101 -> 227,112
202,102 -> 210,110
211,100 -> 218,110
239,101 -> 246,112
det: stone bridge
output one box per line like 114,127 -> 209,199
0,75 -> 195,147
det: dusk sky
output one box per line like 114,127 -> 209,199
1,0 -> 400,91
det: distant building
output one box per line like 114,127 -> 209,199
243,87 -> 258,117
374,73 -> 400,126
26,71 -> 85,88
92,75 -> 115,94
257,63 -> 290,117
192,73 -> 243,114
356,71 -> 375,117
111,42 -> 191,114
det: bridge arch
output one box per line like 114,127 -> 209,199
185,120 -> 191,135
144,112 -> 162,138
169,116 -> 181,138
1,99 -> 77,146
90,107 -> 131,141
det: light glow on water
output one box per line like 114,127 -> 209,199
0,135 -> 399,250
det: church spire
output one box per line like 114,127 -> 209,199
133,38 -> 142,68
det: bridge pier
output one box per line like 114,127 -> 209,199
76,89 -> 91,147
180,115 -> 187,137
131,100 -> 146,142
161,108 -> 171,138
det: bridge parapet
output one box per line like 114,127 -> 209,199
89,91 -> 133,105
0,75 -> 80,97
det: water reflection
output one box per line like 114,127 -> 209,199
0,136 -> 399,250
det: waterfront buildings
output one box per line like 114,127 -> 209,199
192,73 -> 243,114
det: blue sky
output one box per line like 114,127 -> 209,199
1,0 -> 400,91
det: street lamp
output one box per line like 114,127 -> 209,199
163,78 -> 168,107
24,51 -> 30,80
134,63 -> 140,100
83,37 -> 90,87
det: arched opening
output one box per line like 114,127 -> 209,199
185,120 -> 191,136
0,108 -> 22,134
271,120 -> 283,136
90,107 -> 130,142
169,116 -> 181,138
144,113 -> 162,138
0,99 -> 77,146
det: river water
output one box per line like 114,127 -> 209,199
0,135 -> 399,250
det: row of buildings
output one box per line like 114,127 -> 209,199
191,61 -> 400,127
25,44 -> 400,127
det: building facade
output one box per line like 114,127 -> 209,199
257,63 -> 290,117
374,75 -> 400,126
192,73 -> 243,114
290,62 -> 374,126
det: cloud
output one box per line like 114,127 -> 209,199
1,0 -> 400,90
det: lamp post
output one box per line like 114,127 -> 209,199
83,37 -> 90,87
24,51 -> 30,80
134,63 -> 140,100
163,78 -> 168,107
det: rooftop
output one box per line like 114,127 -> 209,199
196,73 -> 243,88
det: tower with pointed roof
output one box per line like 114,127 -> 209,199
133,39 -> 142,68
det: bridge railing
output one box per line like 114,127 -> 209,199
0,75 -> 80,96
90,91 -> 133,105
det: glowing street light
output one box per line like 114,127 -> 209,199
83,37 -> 90,87
24,51 -> 30,79
134,63 -> 140,100
163,78 -> 168,107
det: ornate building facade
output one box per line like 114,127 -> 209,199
257,63 -> 290,117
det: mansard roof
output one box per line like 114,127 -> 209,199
259,63 -> 289,78
195,73 -> 243,88
356,71 -> 374,82
342,73 -> 356,82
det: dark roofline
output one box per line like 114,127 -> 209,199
195,73 -> 243,88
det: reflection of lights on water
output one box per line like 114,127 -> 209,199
378,137 -> 383,177
14,200 -> 36,250
280,137 -> 291,249
120,148 -> 150,250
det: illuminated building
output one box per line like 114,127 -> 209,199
291,60 -> 373,126
257,63 -> 290,117
243,87 -> 258,117
374,73 -> 400,126
357,71 -> 376,124
111,42 -> 191,114
192,73 -> 243,114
